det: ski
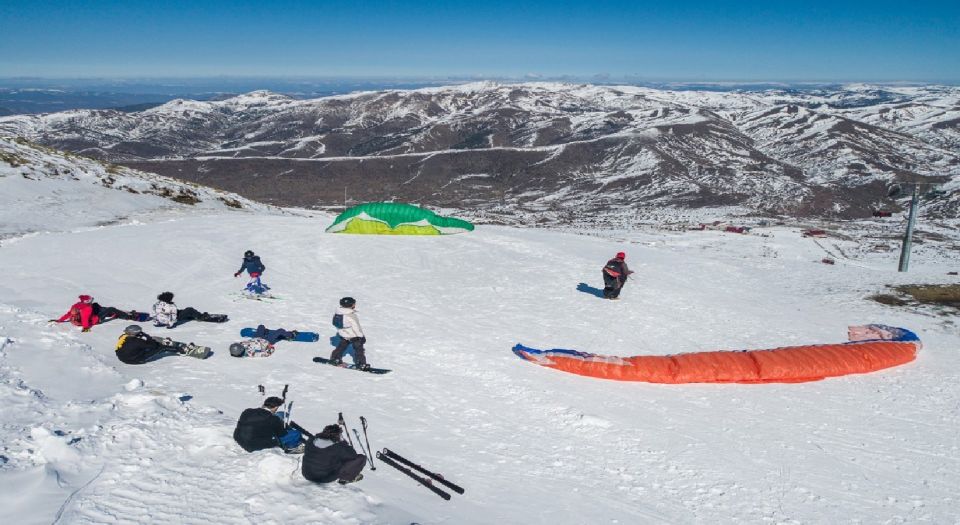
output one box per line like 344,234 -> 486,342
376,451 -> 451,500
381,448 -> 464,494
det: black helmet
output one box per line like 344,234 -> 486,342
157,291 -> 174,303
124,325 -> 142,336
339,297 -> 356,308
229,342 -> 245,357
244,250 -> 254,258
263,396 -> 284,409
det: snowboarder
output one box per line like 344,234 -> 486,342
234,250 -> 269,295
114,324 -> 209,364
233,396 -> 304,453
302,424 -> 366,485
152,292 -> 228,328
329,297 -> 370,371
602,252 -> 634,300
229,338 -> 276,358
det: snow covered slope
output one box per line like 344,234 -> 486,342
0,136 -> 268,241
1,175 -> 959,522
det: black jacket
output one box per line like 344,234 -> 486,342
238,256 -> 265,275
603,258 -> 631,282
233,408 -> 286,452
302,438 -> 360,483
115,333 -> 167,364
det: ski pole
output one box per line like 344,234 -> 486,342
338,412 -> 354,447
360,416 -> 376,470
352,428 -> 371,466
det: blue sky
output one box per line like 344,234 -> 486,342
1,0 -> 958,81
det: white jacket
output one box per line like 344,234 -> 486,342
335,306 -> 364,339
153,301 -> 178,327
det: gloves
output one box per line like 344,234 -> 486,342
234,272 -> 241,277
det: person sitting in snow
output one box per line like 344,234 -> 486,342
234,250 -> 269,295
329,297 -> 370,370
51,294 -> 142,332
233,396 -> 304,453
228,325 -> 299,358
602,252 -> 634,300
152,291 -> 228,328
114,324 -> 208,364
302,423 -> 366,485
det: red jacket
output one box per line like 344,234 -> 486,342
57,302 -> 99,329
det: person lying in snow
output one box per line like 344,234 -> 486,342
229,326 -> 300,357
152,291 -> 228,328
51,294 -> 143,332
329,296 -> 370,371
602,252 -> 634,300
114,324 -> 209,364
302,424 -> 366,485
233,396 -> 304,453
234,250 -> 269,295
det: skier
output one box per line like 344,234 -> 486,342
329,297 -> 370,370
602,252 -> 634,300
51,294 -> 142,332
233,396 -> 304,453
302,424 -> 366,485
229,325 -> 299,358
234,250 -> 269,295
114,324 -> 209,364
152,292 -> 228,328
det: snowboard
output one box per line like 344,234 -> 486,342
240,328 -> 319,342
233,292 -> 281,301
312,357 -> 391,374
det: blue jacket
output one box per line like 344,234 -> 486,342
238,256 -> 265,275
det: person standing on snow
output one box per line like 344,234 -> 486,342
602,252 -> 634,300
301,424 -> 366,485
114,324 -> 208,364
329,297 -> 370,370
51,294 -> 141,332
152,291 -> 228,328
233,396 -> 304,453
234,250 -> 268,295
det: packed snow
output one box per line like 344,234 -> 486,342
1,145 -> 959,524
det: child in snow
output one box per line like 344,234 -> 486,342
329,297 -> 370,370
51,294 -> 142,332
114,324 -> 209,364
602,252 -> 634,300
228,326 -> 300,358
152,291 -> 228,328
301,424 -> 366,484
233,396 -> 304,453
234,250 -> 269,295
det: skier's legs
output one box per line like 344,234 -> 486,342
602,272 -> 617,298
141,346 -> 181,363
330,337 -> 352,362
336,455 -> 367,482
177,307 -> 203,322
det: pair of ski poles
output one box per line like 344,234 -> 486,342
339,412 -> 376,470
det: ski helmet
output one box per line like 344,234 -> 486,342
244,250 -> 254,258
229,343 -> 246,357
124,325 -> 142,336
157,291 -> 174,303
339,296 -> 356,308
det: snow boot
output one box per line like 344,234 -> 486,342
338,474 -> 363,485
283,443 -> 306,454
200,313 -> 228,323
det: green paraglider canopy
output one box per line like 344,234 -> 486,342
325,202 -> 475,235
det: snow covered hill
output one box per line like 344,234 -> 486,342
1,147 -> 959,523
0,136 -> 269,241
2,83 -> 958,220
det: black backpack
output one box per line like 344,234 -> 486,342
332,314 -> 344,329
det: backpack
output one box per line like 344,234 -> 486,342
603,260 -> 622,278
332,314 -> 344,329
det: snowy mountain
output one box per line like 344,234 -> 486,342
1,83 -> 958,221
1,140 -> 959,524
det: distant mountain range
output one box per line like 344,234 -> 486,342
1,82 -> 957,221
